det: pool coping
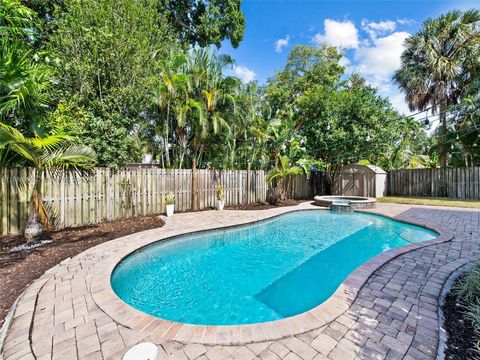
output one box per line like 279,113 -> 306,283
90,203 -> 454,346
314,196 -> 377,210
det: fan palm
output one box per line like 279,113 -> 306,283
393,9 -> 480,167
0,122 -> 96,240
267,155 -> 303,202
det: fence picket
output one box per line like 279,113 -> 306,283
4,165 -> 478,236
388,167 -> 480,200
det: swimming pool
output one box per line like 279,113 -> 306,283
111,210 -> 436,326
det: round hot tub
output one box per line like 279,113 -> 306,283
314,195 -> 377,209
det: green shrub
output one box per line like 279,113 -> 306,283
454,262 -> 480,357
454,263 -> 480,305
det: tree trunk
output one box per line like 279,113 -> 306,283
229,140 -> 236,168
325,164 -> 341,195
24,210 -> 42,243
24,171 -> 46,242
439,104 -> 447,168
164,103 -> 171,167
191,159 -> 198,211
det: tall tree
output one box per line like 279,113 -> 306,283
393,9 -> 480,167
160,0 -> 246,48
266,44 -> 344,114
296,75 -> 400,190
23,0 -> 246,49
186,49 -> 236,164
49,0 -> 174,167
152,51 -> 190,167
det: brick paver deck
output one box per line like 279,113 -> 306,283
1,202 -> 479,360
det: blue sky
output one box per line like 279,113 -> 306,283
221,0 -> 479,114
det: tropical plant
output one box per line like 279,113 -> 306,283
0,122 -> 96,239
0,40 -> 52,129
0,0 -> 53,133
0,0 -> 35,40
165,191 -> 175,205
267,155 -> 303,202
152,51 -> 190,167
185,49 -> 236,165
453,261 -> 480,355
378,117 -> 435,169
393,9 -> 480,167
192,49 -> 236,137
215,184 -> 224,201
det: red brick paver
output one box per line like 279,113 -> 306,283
1,203 -> 478,359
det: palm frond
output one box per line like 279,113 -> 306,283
41,144 -> 96,171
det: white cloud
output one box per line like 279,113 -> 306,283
361,20 -> 396,40
352,31 -> 410,113
309,18 -> 411,112
339,56 -> 351,68
233,66 -> 257,82
389,92 -> 410,114
354,31 -> 409,79
397,18 -> 416,26
313,19 -> 359,49
275,35 -> 290,53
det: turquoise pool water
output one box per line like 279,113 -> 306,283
111,211 -> 436,325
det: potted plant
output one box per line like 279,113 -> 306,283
165,192 -> 175,217
215,184 -> 225,210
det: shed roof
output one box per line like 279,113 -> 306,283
340,164 -> 387,174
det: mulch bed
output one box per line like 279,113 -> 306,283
0,215 -> 165,328
443,277 -> 478,360
225,199 -> 302,210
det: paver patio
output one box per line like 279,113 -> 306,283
1,202 -> 479,360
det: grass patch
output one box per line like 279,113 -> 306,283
378,196 -> 480,209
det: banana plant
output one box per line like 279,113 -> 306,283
267,155 -> 303,202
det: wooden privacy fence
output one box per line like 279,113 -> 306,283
0,167 -> 314,236
388,167 -> 480,199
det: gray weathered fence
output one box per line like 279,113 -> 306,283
4,165 -> 478,236
388,167 -> 480,199
0,167 -> 314,236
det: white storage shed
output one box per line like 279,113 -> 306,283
333,164 -> 387,198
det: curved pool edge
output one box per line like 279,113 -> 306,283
90,203 -> 454,346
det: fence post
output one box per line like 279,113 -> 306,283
246,162 -> 251,204
191,159 -> 198,211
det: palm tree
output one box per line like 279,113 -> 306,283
191,49 -> 236,137
0,122 -> 96,241
177,97 -> 205,168
187,49 -> 236,163
225,81 -> 264,168
393,9 -> 480,167
153,51 -> 189,167
267,155 -> 303,203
